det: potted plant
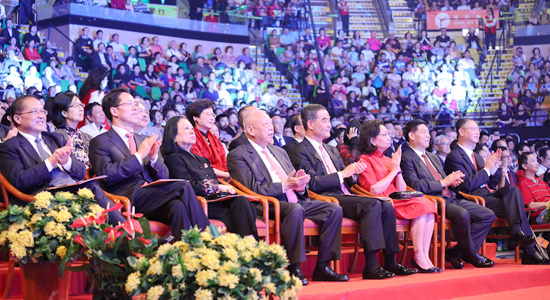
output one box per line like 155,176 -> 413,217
125,226 -> 303,300
0,188 -> 110,300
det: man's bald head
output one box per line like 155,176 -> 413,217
243,109 -> 273,148
238,105 -> 258,127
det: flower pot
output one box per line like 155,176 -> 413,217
21,261 -> 71,300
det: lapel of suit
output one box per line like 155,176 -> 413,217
457,146 -> 477,174
107,129 -> 132,158
408,147 -> 435,180
17,133 -> 42,164
43,134 -> 59,155
303,138 -> 326,174
427,152 -> 447,178
268,144 -> 293,175
245,140 -> 274,182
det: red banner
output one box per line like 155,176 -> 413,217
427,9 -> 497,30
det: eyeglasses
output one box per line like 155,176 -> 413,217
462,127 -> 481,132
115,102 -> 139,108
18,109 -> 48,116
436,142 -> 451,146
69,102 -> 85,109
203,112 -> 216,118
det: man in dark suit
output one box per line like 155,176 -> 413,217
91,43 -> 112,71
74,27 -> 94,71
444,118 -> 547,264
227,109 -> 348,285
228,105 -> 257,152
1,19 -> 19,47
0,95 -> 125,224
392,122 -> 406,148
283,114 -> 305,154
272,114 -> 293,148
400,119 -> 495,269
289,104 -> 417,279
88,89 -> 209,241
384,120 -> 396,157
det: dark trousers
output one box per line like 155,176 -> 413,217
341,14 -> 349,34
255,199 -> 343,265
132,181 -> 210,241
209,195 -> 258,239
336,195 -> 400,254
446,199 -> 495,256
486,32 -> 496,50
473,186 -> 531,235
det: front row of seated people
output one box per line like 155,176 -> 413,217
0,92 -> 547,286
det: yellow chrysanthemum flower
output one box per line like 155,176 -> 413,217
44,221 -> 66,237
265,283 -> 277,294
54,209 -> 72,223
56,246 -> 67,259
0,231 -> 7,246
221,295 -> 236,300
146,260 -> 163,276
18,230 -> 34,247
194,288 -> 213,300
213,233 -> 239,248
172,264 -> 183,279
222,247 -> 239,262
156,243 -> 173,256
218,272 -> 239,289
77,188 -> 95,199
249,267 -> 263,283
219,261 -> 240,273
11,243 -> 27,259
146,285 -> 164,300
280,270 -> 291,283
88,204 -> 104,216
268,244 -> 287,258
29,213 -> 42,224
200,230 -> 213,242
195,269 -> 217,286
173,241 -> 190,252
24,207 -> 31,216
200,252 -> 220,270
55,191 -> 74,201
34,191 -> 53,209
125,272 -> 141,293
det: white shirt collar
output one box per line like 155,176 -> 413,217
410,145 -> 426,160
305,136 -> 323,150
457,143 -> 474,158
18,130 -> 42,144
112,125 -> 133,141
247,138 -> 267,154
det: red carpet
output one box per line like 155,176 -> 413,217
298,260 -> 550,300
3,258 -> 550,299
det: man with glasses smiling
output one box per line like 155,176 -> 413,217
434,135 -> 451,164
445,118 -> 548,265
0,95 -> 126,224
88,89 -> 209,241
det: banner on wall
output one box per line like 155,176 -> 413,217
427,9 -> 499,30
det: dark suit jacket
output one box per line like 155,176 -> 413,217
0,124 -> 11,141
0,132 -> 85,197
228,133 -> 247,152
164,148 -> 218,197
1,28 -> 20,45
91,51 -> 111,71
444,146 -> 490,194
227,139 -> 308,202
273,135 -> 293,148
88,128 -> 168,200
289,138 -> 353,195
401,144 -> 459,201
282,138 -> 300,153
489,167 -> 518,190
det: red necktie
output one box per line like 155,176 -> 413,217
471,152 -> 494,192
126,132 -> 137,155
318,145 -> 350,195
422,154 -> 452,198
508,170 -> 516,186
261,149 -> 298,203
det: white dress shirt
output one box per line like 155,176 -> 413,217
111,125 -> 158,166
80,122 -> 107,138
305,136 -> 343,184
248,138 -> 285,192
19,131 -> 72,172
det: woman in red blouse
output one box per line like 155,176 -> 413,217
317,28 -> 332,53
186,100 -> 229,178
357,119 -> 439,272
23,40 -> 43,65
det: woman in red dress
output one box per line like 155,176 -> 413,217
357,119 -> 439,272
186,100 -> 229,179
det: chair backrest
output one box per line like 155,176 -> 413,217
0,172 -> 35,207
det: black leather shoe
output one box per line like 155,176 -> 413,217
158,235 -> 174,245
312,266 -> 350,282
387,263 -> 418,275
445,250 -> 464,269
362,267 -> 395,279
509,232 -> 536,248
522,252 -> 550,265
463,253 -> 494,268
410,258 -> 441,273
288,265 -> 309,286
